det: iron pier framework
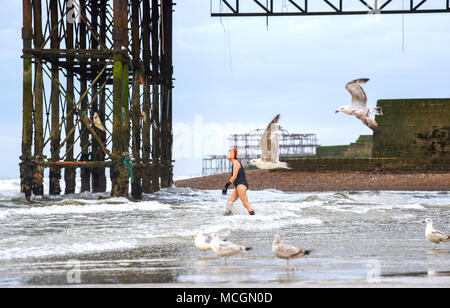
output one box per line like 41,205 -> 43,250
21,0 -> 174,200
211,0 -> 450,17
202,129 -> 318,176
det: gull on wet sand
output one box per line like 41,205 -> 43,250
272,234 -> 311,271
336,78 -> 383,133
250,114 -> 290,170
424,218 -> 449,245
192,232 -> 211,253
210,234 -> 251,265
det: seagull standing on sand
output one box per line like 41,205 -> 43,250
192,232 -> 211,254
272,234 -> 310,271
93,112 -> 106,132
336,79 -> 383,133
249,114 -> 289,170
424,218 -> 449,245
210,234 -> 251,265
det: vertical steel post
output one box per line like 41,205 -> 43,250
98,0 -> 108,192
21,0 -> 33,201
33,0 -> 45,196
65,0 -> 76,194
160,0 -> 173,188
131,0 -> 142,199
142,0 -> 152,193
91,0 -> 106,193
151,0 -> 161,192
122,0 -> 130,194
49,0 -> 61,195
111,0 -> 128,197
79,0 -> 91,192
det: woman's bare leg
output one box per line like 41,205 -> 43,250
237,185 -> 254,213
229,188 -> 239,203
225,188 -> 239,214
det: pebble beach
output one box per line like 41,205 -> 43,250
174,170 -> 450,192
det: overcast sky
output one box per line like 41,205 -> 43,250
1,0 -> 450,179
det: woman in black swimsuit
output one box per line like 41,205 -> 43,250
222,147 -> 255,216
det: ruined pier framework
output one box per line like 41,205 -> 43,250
202,129 -> 318,176
21,0 -> 174,200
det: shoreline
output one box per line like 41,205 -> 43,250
174,170 -> 450,192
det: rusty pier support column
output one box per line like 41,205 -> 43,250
33,0 -> 44,196
160,0 -> 174,188
141,0 -> 152,194
122,0 -> 130,195
64,0 -> 76,194
20,0 -> 34,201
111,0 -> 129,197
131,0 -> 142,199
91,0 -> 107,193
151,0 -> 161,192
49,0 -> 61,195
98,0 -> 108,193
79,0 -> 91,193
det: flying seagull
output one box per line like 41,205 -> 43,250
272,234 -> 310,271
210,234 -> 251,265
192,232 -> 211,254
249,114 -> 289,169
424,218 -> 449,245
93,112 -> 106,132
336,78 -> 383,133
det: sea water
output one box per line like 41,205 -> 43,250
0,178 -> 448,287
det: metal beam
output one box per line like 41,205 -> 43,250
211,0 -> 450,17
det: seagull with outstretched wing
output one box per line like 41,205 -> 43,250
249,114 -> 289,170
336,78 -> 383,133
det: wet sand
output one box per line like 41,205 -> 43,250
18,276 -> 450,288
175,170 -> 450,192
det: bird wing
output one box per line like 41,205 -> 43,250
431,230 -> 449,242
345,79 -> 369,109
276,243 -> 305,258
259,114 -> 281,162
216,242 -> 241,255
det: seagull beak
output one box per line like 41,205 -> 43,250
335,110 -> 339,113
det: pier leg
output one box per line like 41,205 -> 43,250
142,0 -> 152,194
49,0 -> 61,196
131,0 -> 142,199
90,0 -> 107,193
64,1 -> 76,195
21,0 -> 33,201
111,0 -> 129,197
160,0 -> 174,188
97,0 -> 108,193
151,0 -> 161,192
32,0 -> 44,196
80,0 -> 91,193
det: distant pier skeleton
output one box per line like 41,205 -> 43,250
202,129 -> 318,176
